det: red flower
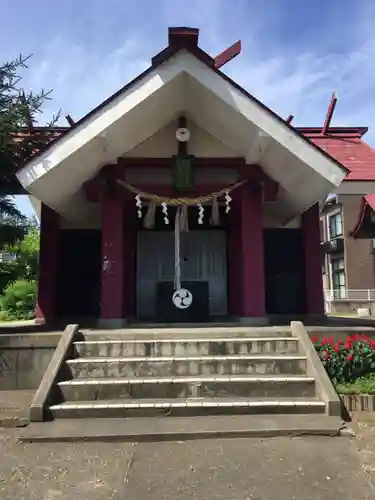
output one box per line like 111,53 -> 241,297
337,339 -> 343,345
334,346 -> 340,353
347,353 -> 354,361
362,333 -> 368,340
323,350 -> 330,360
321,338 -> 329,346
344,341 -> 352,350
311,336 -> 319,343
351,333 -> 360,341
346,336 -> 353,344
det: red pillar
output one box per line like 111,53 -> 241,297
36,203 -> 59,323
302,203 -> 324,316
100,193 -> 125,325
227,201 -> 241,317
228,186 -> 266,322
123,201 -> 136,319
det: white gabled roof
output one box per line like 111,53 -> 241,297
17,48 -> 347,223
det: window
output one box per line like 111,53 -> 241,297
0,252 -> 16,263
329,212 -> 342,239
320,220 -> 325,242
331,256 -> 346,299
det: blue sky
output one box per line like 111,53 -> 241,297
4,0 -> 375,216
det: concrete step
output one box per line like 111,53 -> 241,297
73,337 -> 298,358
80,327 -> 293,342
48,397 -> 326,419
66,354 -> 307,378
57,375 -> 316,401
20,414 -> 344,442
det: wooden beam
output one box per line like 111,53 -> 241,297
214,41 -> 241,69
93,159 -> 278,202
322,92 -> 338,135
65,114 -> 75,127
286,115 -> 294,124
116,157 -> 246,169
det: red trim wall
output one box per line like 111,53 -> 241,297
100,195 -> 126,319
123,202 -> 136,318
227,185 -> 266,318
302,203 -> 325,315
35,203 -> 59,323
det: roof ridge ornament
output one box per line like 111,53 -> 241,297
167,27 -> 241,70
168,27 -> 199,48
322,91 -> 338,135
214,40 -> 242,69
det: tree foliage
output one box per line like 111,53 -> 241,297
0,279 -> 36,320
0,54 -> 60,187
0,198 -> 27,247
0,218 -> 40,295
0,55 -> 59,248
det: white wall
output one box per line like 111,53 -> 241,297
123,120 -> 240,158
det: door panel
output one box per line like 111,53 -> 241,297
57,229 -> 101,318
264,229 -> 306,315
136,230 -> 227,320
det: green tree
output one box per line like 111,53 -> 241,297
0,54 -> 59,247
10,223 -> 40,280
0,197 -> 26,247
0,218 -> 39,294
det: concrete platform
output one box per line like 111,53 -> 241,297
1,429 -> 373,499
0,390 -> 33,428
19,414 -> 345,442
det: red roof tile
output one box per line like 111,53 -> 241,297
304,134 -> 375,181
364,194 -> 375,210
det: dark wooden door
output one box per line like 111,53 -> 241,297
57,229 -> 101,318
264,229 -> 307,315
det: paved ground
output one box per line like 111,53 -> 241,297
0,429 -> 374,499
1,391 -> 375,498
0,390 -> 34,427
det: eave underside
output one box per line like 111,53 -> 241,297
15,54 -> 347,223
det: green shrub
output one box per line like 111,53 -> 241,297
0,263 -> 19,295
335,373 -> 375,395
0,279 -> 36,320
312,334 -> 375,384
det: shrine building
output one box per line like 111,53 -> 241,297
15,27 -> 375,327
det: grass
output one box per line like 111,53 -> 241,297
336,374 -> 375,395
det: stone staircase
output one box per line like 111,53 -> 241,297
46,327 -> 330,420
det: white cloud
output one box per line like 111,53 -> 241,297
17,1 -> 375,140
11,0 -> 375,215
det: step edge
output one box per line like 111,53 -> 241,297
75,337 -> 296,345
58,375 -> 316,386
49,399 -> 326,410
67,355 -> 306,364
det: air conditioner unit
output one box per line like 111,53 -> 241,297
357,308 -> 370,317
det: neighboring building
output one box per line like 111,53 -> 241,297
322,193 -> 375,315
8,27 -> 375,325
0,252 -> 16,264
318,123 -> 375,314
320,194 -> 375,298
